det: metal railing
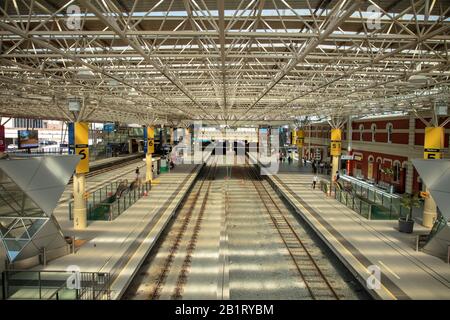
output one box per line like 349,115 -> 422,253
69,180 -> 151,221
336,175 -> 419,220
1,270 -> 110,300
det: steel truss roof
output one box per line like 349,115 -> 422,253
0,0 -> 449,126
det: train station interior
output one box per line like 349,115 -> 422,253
0,0 -> 449,303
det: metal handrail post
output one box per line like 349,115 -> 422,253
92,273 -> 95,300
38,271 -> 42,299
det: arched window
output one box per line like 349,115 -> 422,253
386,123 -> 393,144
371,124 -> 377,142
359,124 -> 364,141
393,161 -> 401,182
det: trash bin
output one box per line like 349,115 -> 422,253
160,158 -> 169,173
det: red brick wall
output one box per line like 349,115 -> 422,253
352,150 -> 409,193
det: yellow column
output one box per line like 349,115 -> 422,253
146,126 -> 155,182
330,128 -> 342,183
422,127 -> 444,227
73,122 -> 89,230
296,129 -> 304,167
170,127 -> 174,145
73,173 -> 87,230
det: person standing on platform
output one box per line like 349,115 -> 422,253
288,155 -> 292,165
334,170 -> 340,182
135,167 -> 140,183
312,175 -> 318,190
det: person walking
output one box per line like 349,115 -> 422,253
135,167 -> 140,183
312,174 -> 318,190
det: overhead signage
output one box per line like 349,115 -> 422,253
103,123 -> 115,132
424,127 -> 444,159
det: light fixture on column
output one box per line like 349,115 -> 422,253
435,100 -> 448,116
68,96 -> 81,112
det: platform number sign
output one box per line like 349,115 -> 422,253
296,129 -> 304,148
144,127 -> 155,154
74,122 -> 89,174
330,128 -> 342,156
424,127 -> 444,160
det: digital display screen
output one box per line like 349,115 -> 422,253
18,130 -> 39,149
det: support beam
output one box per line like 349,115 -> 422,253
232,0 -> 364,124
217,0 -> 227,119
78,0 -> 216,122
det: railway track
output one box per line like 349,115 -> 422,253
246,162 -> 342,300
149,159 -> 218,300
124,157 -> 358,300
68,156 -> 143,184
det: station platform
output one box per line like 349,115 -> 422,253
16,154 -> 210,300
256,159 -> 450,300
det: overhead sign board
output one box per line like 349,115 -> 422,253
103,123 -> 115,132
424,127 -> 444,159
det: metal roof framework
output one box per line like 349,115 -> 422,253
0,0 -> 449,126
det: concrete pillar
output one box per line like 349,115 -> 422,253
405,115 -> 416,194
296,129 -> 304,167
332,155 -> 340,180
421,126 -> 444,227
146,153 -> 153,182
144,126 -> 155,181
170,127 -> 174,145
73,173 -> 87,230
346,116 -> 353,176
71,122 -> 89,230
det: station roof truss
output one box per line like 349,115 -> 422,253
0,0 -> 449,125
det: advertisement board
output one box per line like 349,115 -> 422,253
18,130 -> 39,149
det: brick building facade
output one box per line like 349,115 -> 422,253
303,115 -> 450,194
